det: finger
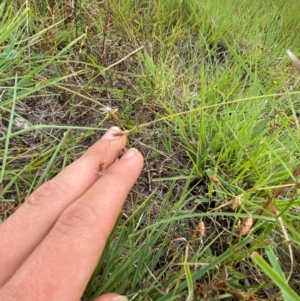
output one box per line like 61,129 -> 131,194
1,149 -> 143,301
0,127 -> 126,286
93,294 -> 128,301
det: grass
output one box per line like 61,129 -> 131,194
1,0 -> 300,300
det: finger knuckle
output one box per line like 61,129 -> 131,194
25,180 -> 67,208
55,202 -> 98,235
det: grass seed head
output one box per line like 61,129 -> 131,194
210,176 -> 222,186
113,131 -> 126,137
239,217 -> 253,236
197,220 -> 206,238
100,107 -> 120,125
108,110 -> 120,125
231,195 -> 241,212
98,160 -> 105,174
120,147 -> 126,155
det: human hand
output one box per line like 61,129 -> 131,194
0,127 -> 144,301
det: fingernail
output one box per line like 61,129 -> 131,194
121,148 -> 138,159
102,127 -> 121,139
111,296 -> 128,301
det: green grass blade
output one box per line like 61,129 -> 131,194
184,262 -> 194,301
160,236 -> 253,300
35,130 -> 70,188
252,252 -> 300,301
0,74 -> 18,182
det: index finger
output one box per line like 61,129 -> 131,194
0,127 -> 126,286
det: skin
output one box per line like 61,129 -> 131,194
0,127 -> 144,301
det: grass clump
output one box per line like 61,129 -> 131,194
1,0 -> 300,300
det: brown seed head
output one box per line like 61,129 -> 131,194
239,217 -> 253,236
231,195 -> 241,212
113,131 -> 126,137
98,160 -> 105,173
197,220 -> 206,238
211,176 -> 221,186
108,110 -> 120,125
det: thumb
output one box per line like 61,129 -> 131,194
93,293 -> 128,301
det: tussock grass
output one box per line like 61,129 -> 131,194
1,0 -> 300,300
